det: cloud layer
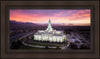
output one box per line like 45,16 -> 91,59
10,9 -> 90,26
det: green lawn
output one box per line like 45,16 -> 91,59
24,40 -> 67,47
19,44 -> 60,50
20,45 -> 44,49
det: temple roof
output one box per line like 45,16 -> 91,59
35,30 -> 63,36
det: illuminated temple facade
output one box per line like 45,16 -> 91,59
34,19 -> 66,42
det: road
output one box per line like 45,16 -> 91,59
10,31 -> 36,43
22,39 -> 70,49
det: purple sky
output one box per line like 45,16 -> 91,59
10,9 -> 90,26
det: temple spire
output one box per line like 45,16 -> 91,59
46,18 -> 53,31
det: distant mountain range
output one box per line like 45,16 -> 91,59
10,20 -> 90,31
10,20 -> 69,26
10,20 -> 90,27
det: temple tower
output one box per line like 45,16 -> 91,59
46,19 -> 53,31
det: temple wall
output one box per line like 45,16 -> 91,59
34,34 -> 63,42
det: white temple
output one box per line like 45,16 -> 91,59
34,19 -> 66,42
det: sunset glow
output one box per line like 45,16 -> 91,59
10,9 -> 90,26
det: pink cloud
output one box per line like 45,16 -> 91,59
10,9 -> 90,26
